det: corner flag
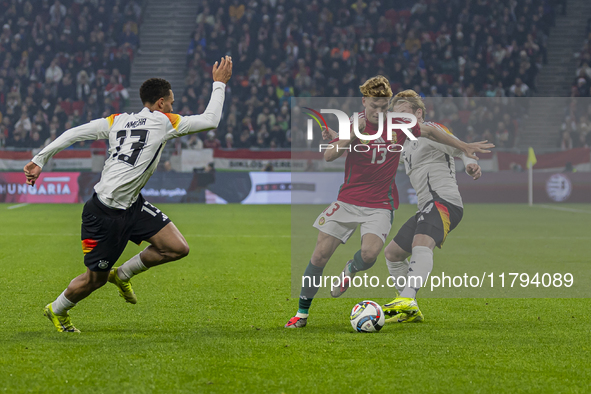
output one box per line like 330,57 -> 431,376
526,147 -> 537,169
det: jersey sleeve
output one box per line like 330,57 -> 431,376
428,123 -> 478,170
32,118 -> 110,168
412,123 -> 421,138
164,81 -> 226,139
391,117 -> 421,138
460,153 -> 478,173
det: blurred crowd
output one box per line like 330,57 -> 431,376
560,98 -> 591,150
181,0 -> 556,150
0,0 -> 142,149
1,0 -> 561,150
559,17 -> 591,149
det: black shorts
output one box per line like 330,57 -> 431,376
393,198 -> 463,253
81,193 -> 171,271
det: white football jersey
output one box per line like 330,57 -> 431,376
402,121 -> 477,210
32,81 -> 226,209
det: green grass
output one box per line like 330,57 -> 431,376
1,203 -> 590,393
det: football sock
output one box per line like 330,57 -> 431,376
298,261 -> 324,313
51,290 -> 76,315
350,249 -> 376,274
386,258 -> 410,293
400,246 -> 433,299
117,253 -> 148,281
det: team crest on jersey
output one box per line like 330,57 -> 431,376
359,132 -> 372,145
319,217 -> 325,225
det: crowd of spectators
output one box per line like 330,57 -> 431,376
180,0 -> 556,150
1,0 -> 561,150
559,17 -> 591,150
0,0 -> 142,149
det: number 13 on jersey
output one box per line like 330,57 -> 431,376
371,146 -> 387,164
112,129 -> 149,166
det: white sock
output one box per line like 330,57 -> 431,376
386,258 -> 410,293
400,246 -> 433,299
296,312 -> 309,318
51,290 -> 76,315
117,253 -> 148,281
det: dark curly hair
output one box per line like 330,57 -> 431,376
140,78 -> 172,104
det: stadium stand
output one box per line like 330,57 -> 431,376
0,0 -> 567,150
0,0 -> 143,149
559,16 -> 591,149
181,0 -> 555,150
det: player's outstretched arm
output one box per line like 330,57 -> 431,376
171,56 -> 232,138
324,117 -> 365,162
24,119 -> 110,186
419,123 -> 494,160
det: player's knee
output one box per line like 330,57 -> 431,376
310,251 -> 330,267
85,273 -> 108,290
169,240 -> 190,260
177,242 -> 190,259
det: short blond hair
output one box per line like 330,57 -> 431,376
359,75 -> 393,97
390,89 -> 426,120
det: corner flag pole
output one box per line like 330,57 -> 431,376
527,147 -> 537,206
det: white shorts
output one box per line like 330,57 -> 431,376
313,201 -> 394,244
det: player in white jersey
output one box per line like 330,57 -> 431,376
381,90 -> 490,323
23,56 -> 233,333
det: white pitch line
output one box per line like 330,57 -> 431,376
537,205 -> 591,214
7,203 -> 29,210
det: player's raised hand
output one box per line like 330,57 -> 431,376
23,161 -> 42,186
464,140 -> 495,160
466,163 -> 482,180
212,56 -> 233,84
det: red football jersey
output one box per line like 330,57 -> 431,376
332,111 -> 421,210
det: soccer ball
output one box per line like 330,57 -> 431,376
350,300 -> 385,333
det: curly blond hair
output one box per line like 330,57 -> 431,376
359,75 -> 393,97
390,89 -> 426,120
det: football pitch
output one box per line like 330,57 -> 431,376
1,203 -> 590,393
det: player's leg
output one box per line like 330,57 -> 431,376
401,199 -> 463,300
383,233 -> 434,323
384,213 -> 415,295
109,198 -> 185,302
384,241 -> 412,295
331,207 -> 390,297
45,195 -> 129,332
384,200 -> 462,322
286,202 -> 355,328
44,269 -> 111,333
285,231 -> 342,328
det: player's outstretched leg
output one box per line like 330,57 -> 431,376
285,232 -> 340,328
331,234 -> 382,297
44,269 -> 109,333
383,241 -> 433,323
